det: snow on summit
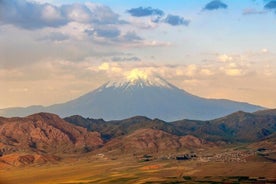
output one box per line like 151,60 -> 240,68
0,68 -> 264,120
104,69 -> 174,89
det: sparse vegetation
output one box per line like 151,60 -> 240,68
0,111 -> 276,184
1,154 -> 275,184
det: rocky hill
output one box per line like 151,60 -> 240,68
1,110 -> 276,167
65,109 -> 276,143
101,128 -> 211,155
0,112 -> 103,155
64,115 -> 178,140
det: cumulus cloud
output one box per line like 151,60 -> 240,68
126,7 -> 164,17
217,57 -> 251,77
98,62 -> 110,71
94,27 -> 121,38
203,0 -> 228,11
218,54 -> 233,62
85,28 -> 145,45
224,68 -> 243,76
126,6 -> 190,27
163,15 -> 190,26
0,0 -> 122,29
219,62 -> 249,77
121,31 -> 142,42
264,0 -> 276,10
85,3 -> 124,24
128,17 -> 160,29
93,62 -> 123,74
85,26 -> 170,48
0,0 -> 169,48
0,0 -> 66,29
88,62 -> 217,82
261,48 -> 269,53
61,3 -> 92,23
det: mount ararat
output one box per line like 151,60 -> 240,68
0,71 -> 264,121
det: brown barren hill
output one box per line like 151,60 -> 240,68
0,112 -> 103,155
102,128 -> 211,155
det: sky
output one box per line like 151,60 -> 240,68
0,0 -> 276,109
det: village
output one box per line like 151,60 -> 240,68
129,147 -> 274,164
199,150 -> 255,163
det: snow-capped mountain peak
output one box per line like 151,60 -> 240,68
103,69 -> 175,90
0,69 -> 264,121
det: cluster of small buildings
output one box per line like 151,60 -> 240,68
199,150 -> 255,163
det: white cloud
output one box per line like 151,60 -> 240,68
200,68 -> 213,76
41,4 -> 63,22
218,61 -> 249,77
59,22 -> 93,40
261,48 -> 269,54
87,62 -> 217,81
62,4 -> 92,23
85,2 -> 121,24
128,17 -> 159,29
264,64 -> 273,76
185,64 -> 198,77
98,62 -> 110,71
218,54 -> 233,62
0,0 -> 122,29
224,68 -> 242,76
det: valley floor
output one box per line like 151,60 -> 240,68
1,153 -> 275,184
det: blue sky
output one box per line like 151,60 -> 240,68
0,0 -> 276,109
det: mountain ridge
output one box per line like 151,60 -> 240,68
65,109 -> 276,143
1,110 -> 276,167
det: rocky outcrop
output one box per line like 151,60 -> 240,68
0,153 -> 60,168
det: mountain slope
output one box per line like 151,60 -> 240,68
101,128 -> 210,155
0,113 -> 103,155
0,73 -> 264,121
253,109 -> 276,116
65,115 -> 180,140
210,111 -> 276,141
172,111 -> 276,142
65,111 -> 276,143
